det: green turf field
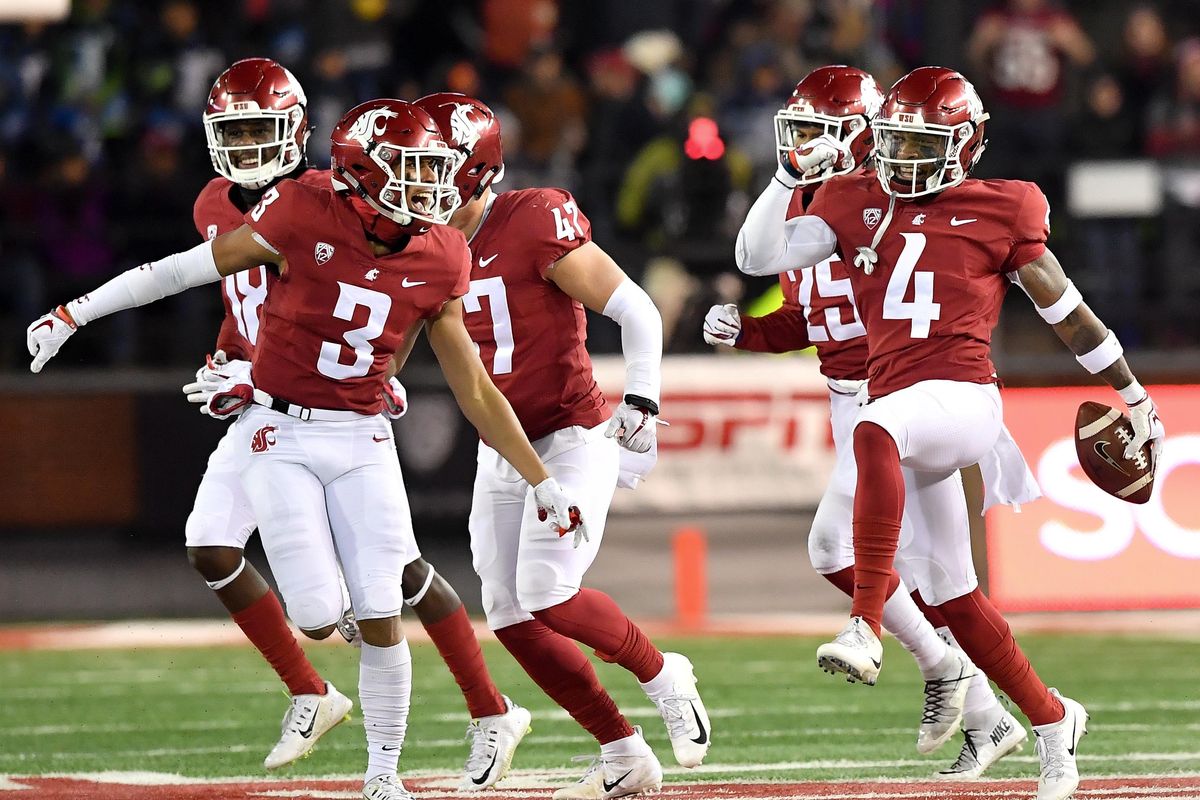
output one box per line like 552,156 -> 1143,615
2,633 -> 1199,782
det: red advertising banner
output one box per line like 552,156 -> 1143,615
987,385 -> 1200,611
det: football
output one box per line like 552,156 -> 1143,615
1074,401 -> 1156,504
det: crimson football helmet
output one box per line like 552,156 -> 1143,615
203,58 -> 309,189
774,65 -> 884,186
872,66 -> 989,198
330,99 -> 461,234
414,92 -> 504,205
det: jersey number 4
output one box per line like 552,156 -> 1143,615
552,200 -> 585,242
883,233 -> 941,339
316,281 -> 392,380
463,276 -> 515,375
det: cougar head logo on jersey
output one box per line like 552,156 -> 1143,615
346,108 -> 399,149
314,242 -> 334,265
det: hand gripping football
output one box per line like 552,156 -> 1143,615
1074,401 -> 1156,504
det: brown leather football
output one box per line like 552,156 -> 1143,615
1074,401 -> 1156,504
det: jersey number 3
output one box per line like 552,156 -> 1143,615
883,233 -> 941,339
316,282 -> 392,380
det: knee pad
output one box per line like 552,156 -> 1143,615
516,560 -> 577,613
480,581 -> 532,630
807,520 -> 851,574
284,590 -> 344,632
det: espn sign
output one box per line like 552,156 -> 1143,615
987,385 -> 1200,612
592,355 -> 835,513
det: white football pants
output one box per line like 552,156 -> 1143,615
235,405 -> 419,630
469,421 -> 618,630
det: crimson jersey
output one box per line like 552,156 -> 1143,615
462,188 -> 608,441
736,185 -> 869,381
807,172 -> 1048,397
244,179 -> 470,414
979,5 -> 1077,109
192,169 -> 333,360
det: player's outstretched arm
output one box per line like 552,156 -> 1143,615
704,300 -> 812,353
27,225 -> 280,372
548,242 -> 662,453
425,299 -> 586,540
1014,249 -> 1165,456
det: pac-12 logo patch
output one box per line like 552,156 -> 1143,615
863,208 -> 882,230
206,224 -> 218,240
314,242 -> 335,265
250,424 -> 278,453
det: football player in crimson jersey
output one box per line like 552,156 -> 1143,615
27,98 -> 585,800
414,92 -> 708,800
706,65 -> 1027,777
179,60 -> 531,785
737,66 -> 1165,800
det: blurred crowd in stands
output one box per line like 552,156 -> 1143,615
1,0 -> 1198,370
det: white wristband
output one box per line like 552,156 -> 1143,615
1076,329 -> 1123,374
1117,379 -> 1147,405
1035,280 -> 1083,324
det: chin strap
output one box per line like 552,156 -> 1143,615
852,193 -> 898,276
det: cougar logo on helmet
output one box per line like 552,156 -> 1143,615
346,108 -> 399,149
449,104 -> 485,151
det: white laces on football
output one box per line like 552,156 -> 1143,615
656,696 -> 694,740
853,193 -> 898,275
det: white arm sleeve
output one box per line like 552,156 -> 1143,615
65,240 -> 222,326
735,179 -> 838,277
602,279 -> 663,405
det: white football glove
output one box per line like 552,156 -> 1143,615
205,371 -> 256,419
26,306 -> 77,373
1125,393 -> 1165,461
703,303 -> 742,346
605,401 -> 658,454
533,477 -> 588,548
182,350 -> 252,413
381,377 -> 408,420
777,132 -> 854,187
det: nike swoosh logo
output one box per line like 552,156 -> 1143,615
373,435 -> 389,443
689,701 -> 709,745
470,752 -> 499,785
949,217 -> 977,226
401,277 -> 427,287
1094,440 -> 1129,475
479,253 -> 498,267
603,769 -> 634,793
31,320 -> 54,334
1066,716 -> 1078,756
870,657 -> 882,668
297,713 -> 317,740
381,743 -> 399,752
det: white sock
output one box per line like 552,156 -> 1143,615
638,658 -> 675,700
936,625 -> 1001,717
360,639 -> 412,784
600,729 -> 653,758
882,581 -> 948,677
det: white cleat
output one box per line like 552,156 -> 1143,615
917,648 -> 975,754
816,616 -> 883,685
552,729 -> 663,799
1033,690 -> 1089,800
459,696 -> 533,791
262,681 -> 354,770
648,652 -> 711,767
362,774 -> 414,800
936,705 -> 1027,779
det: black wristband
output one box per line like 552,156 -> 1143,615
623,394 -> 659,416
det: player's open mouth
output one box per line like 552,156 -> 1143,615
233,153 -> 262,169
410,192 -> 434,213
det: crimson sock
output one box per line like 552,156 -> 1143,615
823,566 -> 900,601
425,605 -> 506,719
532,589 -> 664,683
495,619 -> 633,744
911,589 -> 949,629
850,423 -> 906,636
231,591 -> 325,696
935,588 -> 1064,726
